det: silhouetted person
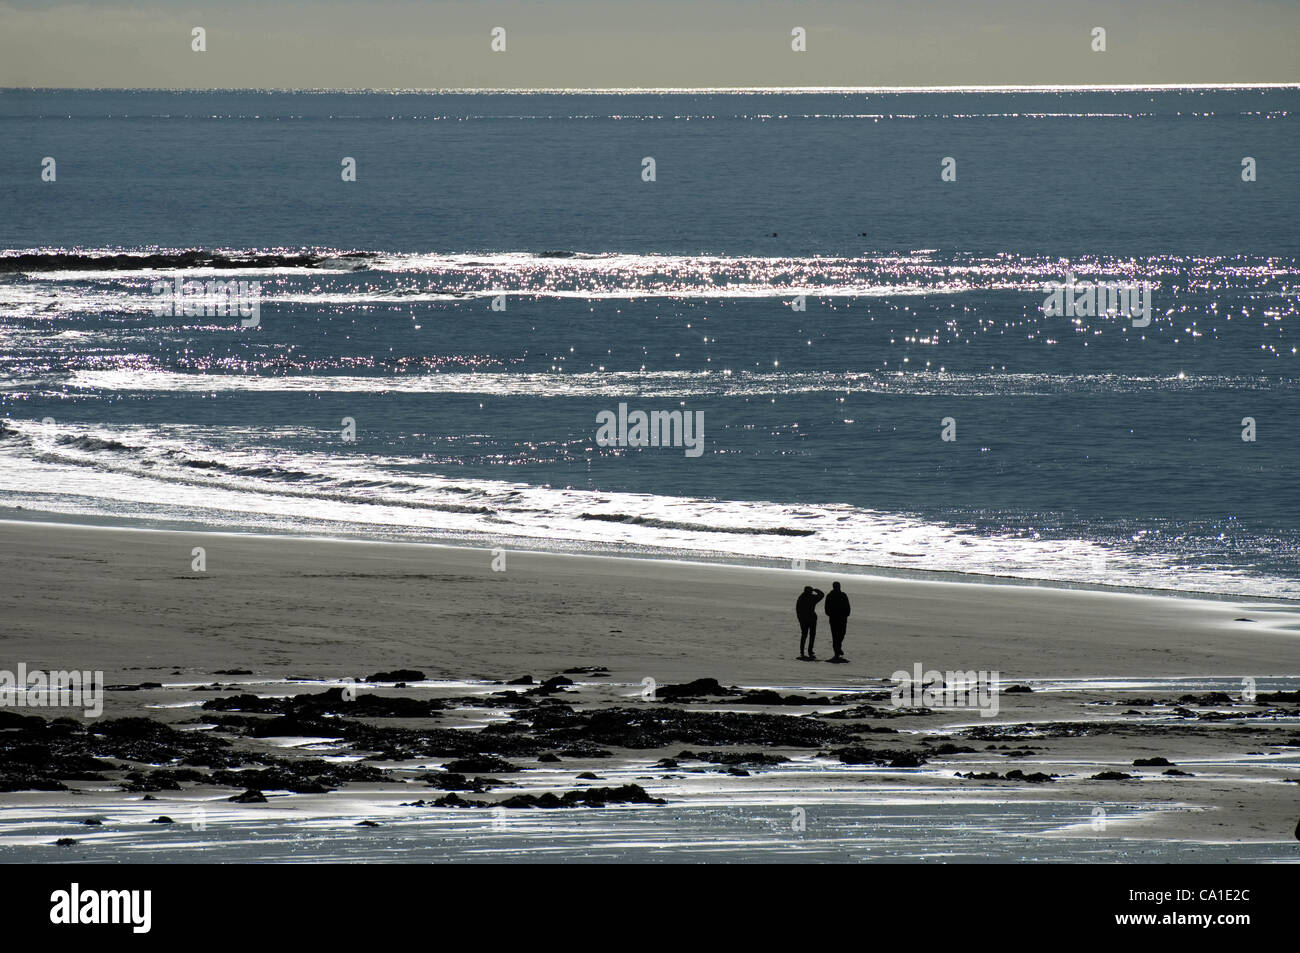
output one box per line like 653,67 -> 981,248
824,581 -> 851,662
796,586 -> 824,659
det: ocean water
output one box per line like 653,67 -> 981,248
0,88 -> 1297,596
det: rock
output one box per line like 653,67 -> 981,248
525,676 -> 574,696
575,772 -> 601,780
1004,769 -> 1056,783
204,688 -> 445,719
1003,685 -> 1033,694
930,743 -> 978,755
506,675 -> 534,685
557,746 -> 613,759
524,706 -> 853,749
832,746 -> 928,767
355,820 -> 380,827
1132,757 -> 1174,767
443,756 -> 521,774
229,789 -> 267,803
81,818 -> 103,826
1090,771 -> 1135,781
425,772 -> 499,793
1257,691 -> 1300,704
150,816 -> 174,824
431,784 -> 665,810
657,678 -> 735,700
957,770 -> 1056,783
1163,768 -> 1194,777
691,751 -> 790,766
365,669 -> 425,683
1176,693 -> 1234,706
537,752 -> 561,762
54,838 -> 78,846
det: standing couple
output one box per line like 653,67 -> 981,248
795,581 -> 850,663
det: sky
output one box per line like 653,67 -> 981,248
1,0 -> 1298,89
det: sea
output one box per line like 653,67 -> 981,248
1,87 -> 1297,598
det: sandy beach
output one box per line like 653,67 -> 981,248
1,518 -> 1297,862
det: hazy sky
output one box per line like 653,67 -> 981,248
1,0 -> 1298,89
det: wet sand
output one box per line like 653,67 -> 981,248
1,519 -> 1298,861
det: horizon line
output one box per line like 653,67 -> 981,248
2,82 -> 1299,95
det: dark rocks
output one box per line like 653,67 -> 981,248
121,771 -> 181,793
520,706 -> 854,749
150,816 -> 174,824
731,689 -> 838,706
956,770 -> 1057,783
525,676 -> 574,696
657,678 -> 736,700
355,820 -> 380,827
561,667 -> 609,676
682,750 -> 790,766
821,703 -> 930,720
1163,768 -> 1195,777
430,784 -> 665,810
506,676 -> 534,686
1004,769 -> 1057,783
1177,693 -> 1234,706
443,756 -> 522,774
1257,691 -> 1300,704
1003,685 -> 1034,694
202,688 -> 445,719
365,670 -> 425,683
575,772 -> 601,780
929,743 -> 978,756
1132,757 -> 1174,767
537,752 -> 562,763
54,838 -> 78,847
0,775 -> 69,793
229,789 -> 267,803
1091,771 -> 1136,781
209,761 -> 385,793
556,746 -> 613,759
0,714 -> 239,791
831,747 -> 928,768
424,772 -> 498,793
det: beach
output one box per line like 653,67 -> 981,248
1,518 -> 1296,862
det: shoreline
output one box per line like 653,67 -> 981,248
3,511 -> 1295,609
1,517 -> 1297,861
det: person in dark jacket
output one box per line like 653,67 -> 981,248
824,581 -> 851,662
795,586 -> 824,659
